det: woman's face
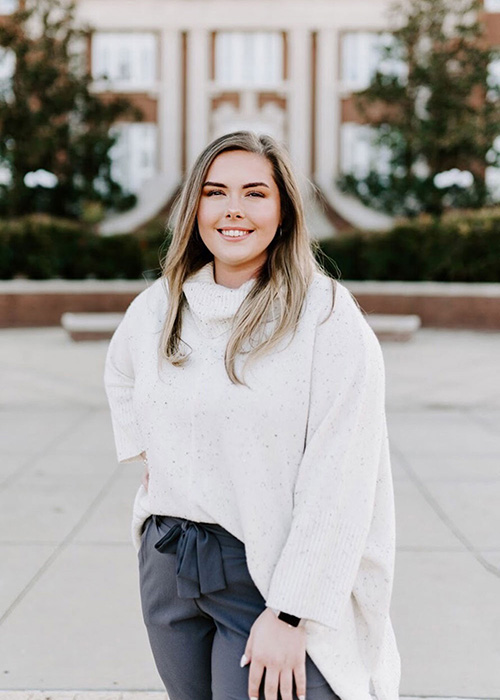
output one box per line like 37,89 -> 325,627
196,150 -> 281,286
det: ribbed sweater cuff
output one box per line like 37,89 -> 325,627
111,406 -> 145,464
265,510 -> 368,630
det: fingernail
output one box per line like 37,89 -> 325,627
299,696 -> 306,700
240,653 -> 249,667
250,697 -> 258,700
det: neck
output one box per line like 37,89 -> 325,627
182,260 -> 258,338
213,258 -> 264,289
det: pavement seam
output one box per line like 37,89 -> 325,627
0,407 -> 95,491
0,361 -> 106,406
464,406 -> 500,438
391,440 -> 500,580
0,461 -> 124,627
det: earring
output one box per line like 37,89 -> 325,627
278,225 -> 283,237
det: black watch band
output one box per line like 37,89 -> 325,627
277,611 -> 301,627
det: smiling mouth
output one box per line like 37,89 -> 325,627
217,229 -> 254,239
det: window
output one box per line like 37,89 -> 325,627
0,0 -> 17,14
0,163 -> 11,186
215,32 -> 283,87
109,123 -> 158,194
92,33 -> 157,89
484,0 -> 500,11
486,135 -> 500,202
340,123 -> 391,178
0,47 -> 15,98
341,31 -> 407,91
488,57 -> 500,88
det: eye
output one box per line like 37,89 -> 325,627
206,189 -> 225,197
247,191 -> 265,198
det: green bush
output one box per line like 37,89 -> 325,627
317,208 -> 500,282
1,209 -> 499,282
0,214 -> 168,280
134,214 -> 172,279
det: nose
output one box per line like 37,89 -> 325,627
225,207 -> 243,219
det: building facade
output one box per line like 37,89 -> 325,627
1,0 -> 500,231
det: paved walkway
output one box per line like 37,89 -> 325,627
1,327 -> 499,699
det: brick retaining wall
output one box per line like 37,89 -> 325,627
0,280 -> 147,328
1,280 -> 499,330
345,282 -> 500,331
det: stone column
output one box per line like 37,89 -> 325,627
186,28 -> 210,169
159,29 -> 182,185
288,27 -> 312,179
315,29 -> 340,189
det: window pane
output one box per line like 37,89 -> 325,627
0,0 -> 17,14
486,135 -> 500,202
341,31 -> 406,90
92,33 -> 157,87
109,123 -> 158,194
488,58 -> 500,88
0,47 -> 15,98
485,0 -> 500,11
340,123 -> 391,178
215,32 -> 283,86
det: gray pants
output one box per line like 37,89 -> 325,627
139,514 -> 340,700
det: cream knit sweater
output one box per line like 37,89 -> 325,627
104,261 -> 401,700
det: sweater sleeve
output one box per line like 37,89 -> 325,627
104,296 -> 145,463
265,282 -> 391,630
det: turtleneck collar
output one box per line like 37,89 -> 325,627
182,261 -> 257,338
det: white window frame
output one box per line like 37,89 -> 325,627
341,31 -> 407,93
214,31 -> 284,88
92,32 -> 158,91
109,123 -> 158,194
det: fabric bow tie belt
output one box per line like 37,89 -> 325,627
154,516 -> 227,599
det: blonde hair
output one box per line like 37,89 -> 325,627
159,130 -> 331,385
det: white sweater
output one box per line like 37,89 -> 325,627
104,261 -> 401,700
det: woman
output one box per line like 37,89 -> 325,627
104,131 -> 401,700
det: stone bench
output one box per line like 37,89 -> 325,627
61,311 -> 421,342
367,313 -> 421,341
61,312 -> 125,341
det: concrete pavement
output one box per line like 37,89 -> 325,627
0,326 -> 499,699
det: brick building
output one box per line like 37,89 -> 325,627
1,0 -> 499,232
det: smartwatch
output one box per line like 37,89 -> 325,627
277,610 -> 301,627
268,606 -> 302,627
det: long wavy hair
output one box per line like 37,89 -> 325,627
159,130 -> 332,385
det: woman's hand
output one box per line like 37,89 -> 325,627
242,607 -> 306,700
140,451 -> 149,492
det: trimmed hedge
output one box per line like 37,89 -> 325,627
317,209 -> 500,283
0,215 -> 168,280
1,209 -> 500,282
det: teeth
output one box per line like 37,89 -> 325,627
219,229 -> 252,238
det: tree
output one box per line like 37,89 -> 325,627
0,0 -> 141,220
338,0 -> 500,217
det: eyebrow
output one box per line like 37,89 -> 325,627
203,181 -> 270,189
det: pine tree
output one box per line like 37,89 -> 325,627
0,0 -> 141,220
338,0 -> 500,217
